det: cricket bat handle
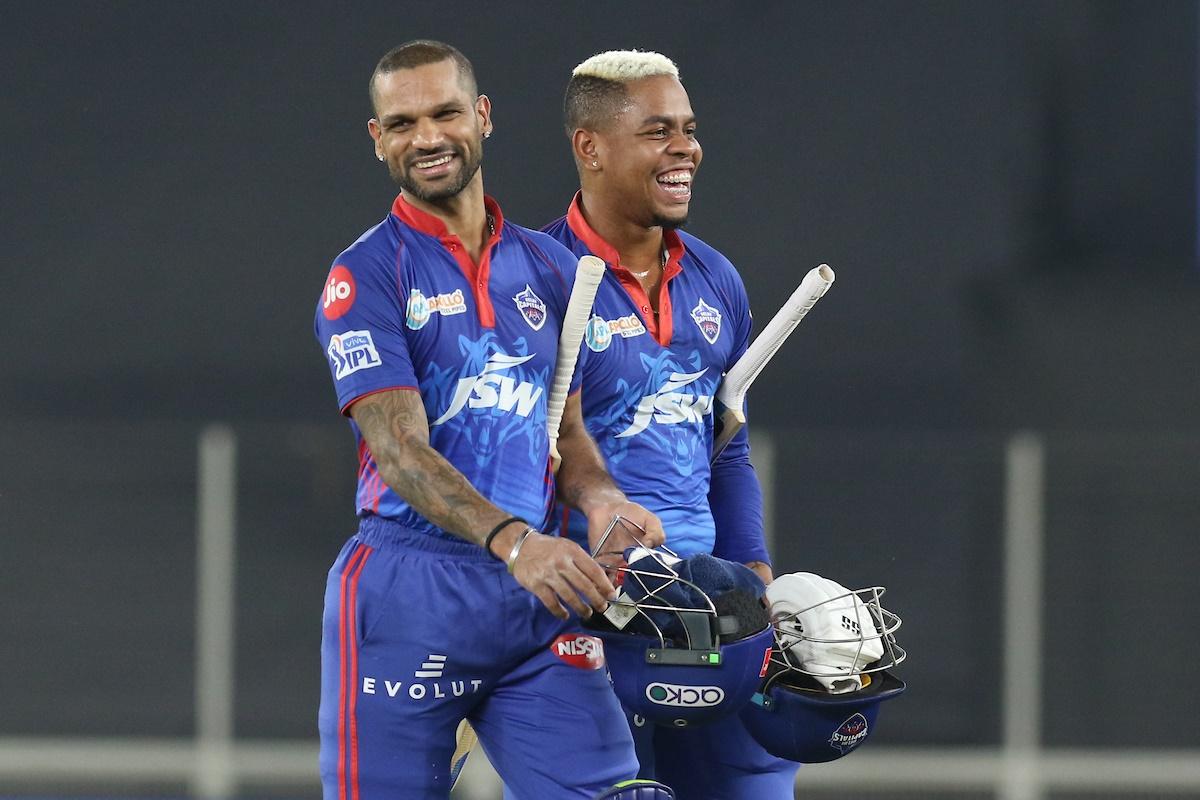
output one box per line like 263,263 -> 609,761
711,264 -> 835,460
547,255 -> 607,472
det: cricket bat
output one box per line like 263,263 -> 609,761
710,264 -> 835,462
546,254 -> 607,473
449,718 -> 478,788
450,255 -> 607,789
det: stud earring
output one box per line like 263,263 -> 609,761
484,130 -> 491,139
377,154 -> 384,162
592,161 -> 599,167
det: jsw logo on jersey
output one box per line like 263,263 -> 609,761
432,352 -> 545,426
615,369 -> 713,438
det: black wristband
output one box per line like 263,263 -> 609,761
483,516 -> 525,560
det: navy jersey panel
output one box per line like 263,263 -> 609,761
315,197 -> 580,532
543,215 -> 752,556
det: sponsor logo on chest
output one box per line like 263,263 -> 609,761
406,287 -> 467,330
587,313 -> 647,352
616,369 -> 713,438
431,352 -> 544,425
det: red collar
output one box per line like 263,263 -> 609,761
564,191 -> 683,345
391,192 -> 507,329
565,191 -> 685,272
391,192 -> 505,242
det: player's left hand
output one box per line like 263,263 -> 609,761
585,502 -> 666,563
745,560 -> 774,585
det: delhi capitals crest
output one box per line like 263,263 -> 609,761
690,298 -> 721,344
514,284 -> 547,331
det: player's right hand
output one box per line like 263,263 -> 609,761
504,532 -> 617,621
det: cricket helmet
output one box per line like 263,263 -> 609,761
740,574 -> 907,763
585,518 -> 774,728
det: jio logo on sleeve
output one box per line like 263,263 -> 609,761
322,265 -> 356,320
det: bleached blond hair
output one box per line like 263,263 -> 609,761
564,50 -> 681,134
571,50 -> 679,82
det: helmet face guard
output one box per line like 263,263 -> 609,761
587,517 -> 774,728
740,581 -> 907,763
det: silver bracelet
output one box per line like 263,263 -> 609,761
506,527 -> 537,574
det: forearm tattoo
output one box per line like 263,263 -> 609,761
351,391 -> 503,544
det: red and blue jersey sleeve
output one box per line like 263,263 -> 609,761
314,225 -> 417,415
704,262 -> 769,567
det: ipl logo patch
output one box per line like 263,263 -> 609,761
690,298 -> 722,344
585,315 -> 612,352
327,330 -> 382,380
514,285 -> 547,331
829,712 -> 870,754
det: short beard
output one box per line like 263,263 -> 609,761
389,143 -> 483,202
652,212 -> 688,231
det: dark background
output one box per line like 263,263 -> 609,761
3,0 -> 1199,786
5,1 -> 1196,430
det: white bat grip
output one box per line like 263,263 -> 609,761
547,255 -> 607,469
715,264 -> 834,413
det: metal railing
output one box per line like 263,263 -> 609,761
2,424 -> 1198,799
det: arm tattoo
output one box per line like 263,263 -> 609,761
350,390 -> 507,545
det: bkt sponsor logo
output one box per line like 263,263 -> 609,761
432,352 -> 544,426
645,682 -> 725,708
616,369 -> 713,438
328,330 -> 381,380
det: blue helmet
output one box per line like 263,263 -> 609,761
740,578 -> 907,763
587,519 -> 774,728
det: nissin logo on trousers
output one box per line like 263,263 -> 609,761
432,352 -> 544,425
645,683 -> 725,708
550,634 -> 605,670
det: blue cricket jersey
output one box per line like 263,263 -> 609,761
315,193 -> 581,536
544,193 -> 762,557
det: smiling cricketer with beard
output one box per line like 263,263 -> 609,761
313,39 -> 670,800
